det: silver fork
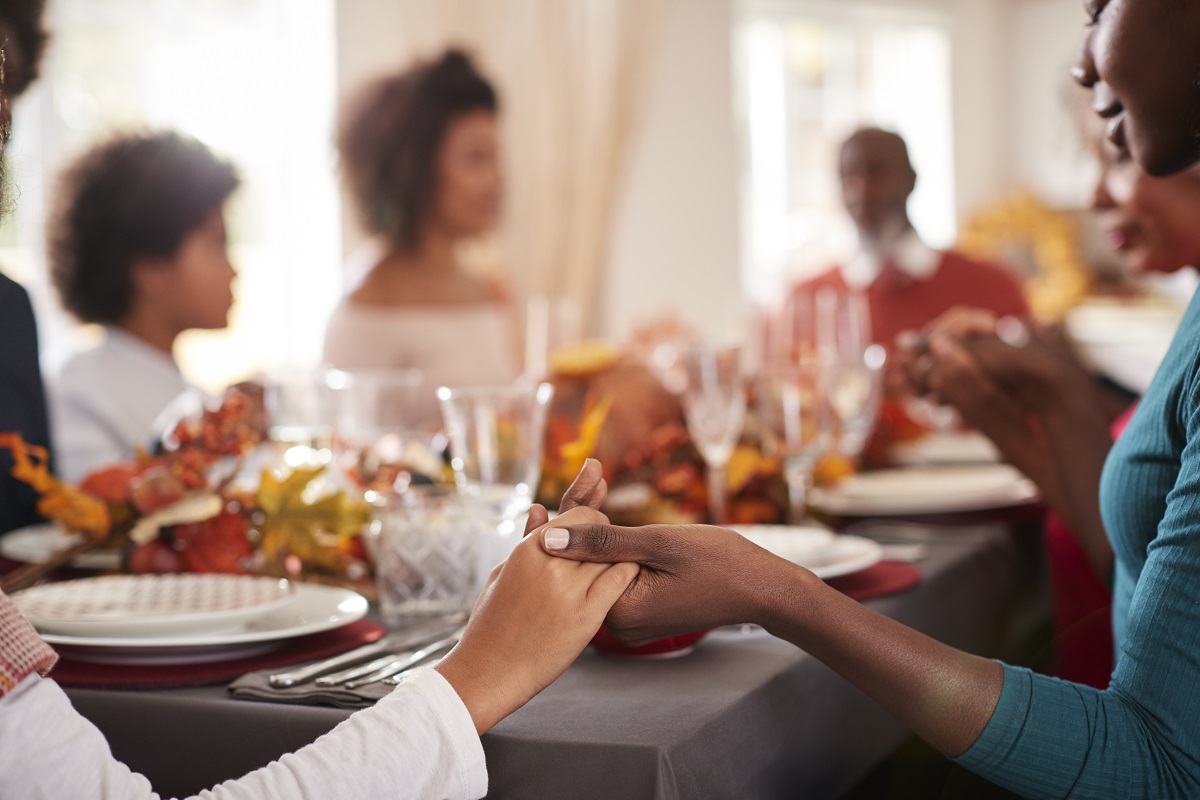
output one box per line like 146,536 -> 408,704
268,623 -> 459,688
382,656 -> 445,686
332,629 -> 464,690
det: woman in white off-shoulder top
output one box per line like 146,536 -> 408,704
325,50 -> 519,427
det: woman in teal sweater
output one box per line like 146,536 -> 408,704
534,3 -> 1200,796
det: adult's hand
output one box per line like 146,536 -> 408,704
539,517 -> 1005,757
522,458 -> 609,536
929,330 -> 1115,583
923,333 -> 1063,507
436,504 -> 636,734
895,306 -> 1002,395
540,522 -> 797,645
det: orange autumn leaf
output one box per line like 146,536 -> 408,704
0,432 -> 110,539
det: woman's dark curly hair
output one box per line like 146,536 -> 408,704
49,131 -> 239,325
0,0 -> 49,98
337,49 -> 497,248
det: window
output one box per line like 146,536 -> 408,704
735,0 -> 956,302
0,0 -> 340,391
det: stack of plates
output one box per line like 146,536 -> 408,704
11,574 -> 368,665
808,464 -> 1039,517
732,525 -> 882,579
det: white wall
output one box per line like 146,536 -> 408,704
1010,0 -> 1096,207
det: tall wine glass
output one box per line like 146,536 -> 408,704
826,345 -> 886,458
757,360 -> 830,523
814,287 -> 885,460
680,347 -> 746,524
437,382 -> 554,572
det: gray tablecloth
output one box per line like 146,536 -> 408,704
65,525 -> 1040,800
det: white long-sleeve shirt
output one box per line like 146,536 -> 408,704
49,327 -> 193,483
0,668 -> 488,799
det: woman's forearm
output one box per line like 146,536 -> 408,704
754,562 -> 1004,756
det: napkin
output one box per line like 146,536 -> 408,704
228,621 -> 464,708
228,668 -> 397,709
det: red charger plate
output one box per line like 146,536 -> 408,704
590,625 -> 708,658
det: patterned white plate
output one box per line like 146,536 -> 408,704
37,584 -> 368,665
13,574 -> 296,638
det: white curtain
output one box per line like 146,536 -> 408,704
341,0 -> 674,336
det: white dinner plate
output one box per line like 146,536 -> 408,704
1066,301 -> 1182,394
889,432 -> 1000,467
37,583 -> 369,665
734,525 -> 882,579
808,465 -> 1039,517
14,574 -> 297,638
0,523 -> 122,570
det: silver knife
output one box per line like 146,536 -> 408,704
269,623 -> 458,688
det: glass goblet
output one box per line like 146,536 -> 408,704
757,361 -> 830,524
680,347 -> 746,525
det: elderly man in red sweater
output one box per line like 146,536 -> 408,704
791,127 -> 1028,349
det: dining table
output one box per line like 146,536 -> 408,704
60,515 -> 1048,800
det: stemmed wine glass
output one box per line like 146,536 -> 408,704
757,359 -> 830,524
680,347 -> 746,525
826,345 -> 886,459
813,288 -> 885,460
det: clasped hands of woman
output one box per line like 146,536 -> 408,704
891,308 -> 1118,582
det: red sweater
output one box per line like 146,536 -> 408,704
791,249 -> 1029,348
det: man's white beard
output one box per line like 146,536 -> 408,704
858,217 -> 910,258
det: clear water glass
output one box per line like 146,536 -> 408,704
323,368 -> 430,493
262,369 -> 333,468
370,487 -> 481,628
437,382 -> 554,573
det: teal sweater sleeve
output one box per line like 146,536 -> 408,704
954,329 -> 1200,797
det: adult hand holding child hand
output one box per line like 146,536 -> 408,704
434,460 -> 637,734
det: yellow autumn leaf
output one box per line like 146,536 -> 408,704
257,467 -> 372,573
559,394 -> 613,478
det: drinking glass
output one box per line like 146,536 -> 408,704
370,486 -> 482,628
757,361 -> 830,523
437,382 -> 554,570
323,368 -> 431,494
813,288 -> 886,459
680,347 -> 746,525
827,345 -> 887,458
262,369 -> 333,468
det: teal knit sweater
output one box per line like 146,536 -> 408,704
955,291 -> 1200,798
